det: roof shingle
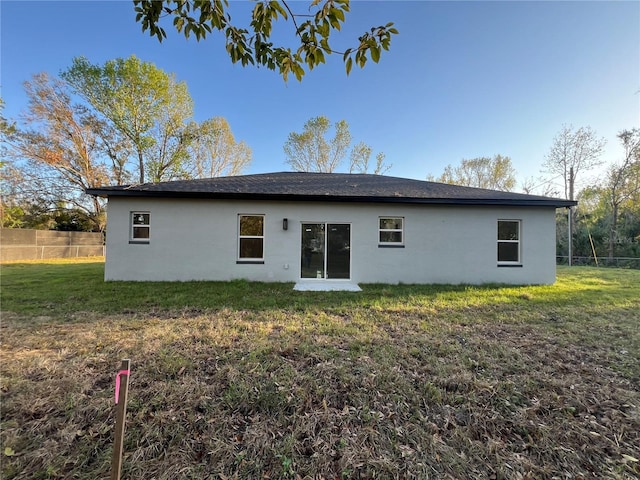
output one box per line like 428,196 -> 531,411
86,171 -> 576,207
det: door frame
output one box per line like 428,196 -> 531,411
300,221 -> 352,281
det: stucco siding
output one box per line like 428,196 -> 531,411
104,197 -> 558,284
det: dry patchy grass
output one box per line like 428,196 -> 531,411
1,264 -> 639,479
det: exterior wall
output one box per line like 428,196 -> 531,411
0,228 -> 104,262
104,197 -> 558,284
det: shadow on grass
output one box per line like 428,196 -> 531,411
2,264 -> 639,479
1,262 -> 639,323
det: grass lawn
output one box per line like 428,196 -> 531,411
1,260 -> 639,479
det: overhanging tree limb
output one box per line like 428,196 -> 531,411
133,0 -> 398,81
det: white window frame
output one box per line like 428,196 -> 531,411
378,217 -> 404,246
130,211 -> 150,243
497,219 -> 521,265
238,214 -> 265,262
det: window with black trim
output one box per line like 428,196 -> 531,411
131,212 -> 150,242
238,215 -> 264,261
497,220 -> 520,264
379,217 -> 404,246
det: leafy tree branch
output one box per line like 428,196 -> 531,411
133,0 -> 398,81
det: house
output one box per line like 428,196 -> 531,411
86,172 -> 576,287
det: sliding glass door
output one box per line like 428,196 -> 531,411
301,223 -> 350,279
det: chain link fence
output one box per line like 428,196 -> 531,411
556,256 -> 640,269
1,228 -> 104,262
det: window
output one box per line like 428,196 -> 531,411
238,215 -> 264,261
130,212 -> 150,243
379,217 -> 404,246
497,220 -> 520,264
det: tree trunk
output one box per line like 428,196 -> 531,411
91,196 -> 104,232
565,167 -> 576,265
138,151 -> 145,184
608,202 -> 618,260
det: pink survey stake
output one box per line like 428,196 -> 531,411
114,369 -> 130,404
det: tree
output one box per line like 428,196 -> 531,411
189,117 -> 252,178
3,60 -> 251,232
428,155 -> 517,191
0,98 -> 15,138
604,129 -> 640,259
133,0 -> 398,82
0,162 -> 28,229
521,176 -> 560,197
349,141 -> 391,175
283,116 -> 388,174
557,130 -> 640,264
61,55 -> 250,183
542,125 -> 606,264
0,98 -> 21,227
5,73 -> 110,231
284,116 -> 351,173
543,125 -> 606,201
62,55 -> 195,184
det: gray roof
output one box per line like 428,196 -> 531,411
86,172 -> 576,208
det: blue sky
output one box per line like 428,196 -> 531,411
1,1 -> 638,193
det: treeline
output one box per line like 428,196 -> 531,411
427,126 -> 640,263
561,129 -> 640,262
2,56 -> 638,264
1,55 -> 392,233
1,56 -> 252,232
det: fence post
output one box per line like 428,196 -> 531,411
111,359 -> 131,480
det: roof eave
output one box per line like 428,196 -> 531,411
85,188 -> 576,208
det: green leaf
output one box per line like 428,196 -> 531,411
305,49 -> 315,68
328,13 -> 341,30
370,45 -> 381,63
4,447 -> 15,457
293,64 -> 305,82
345,56 -> 353,76
318,19 -> 330,37
270,1 -> 288,19
356,50 -> 367,67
